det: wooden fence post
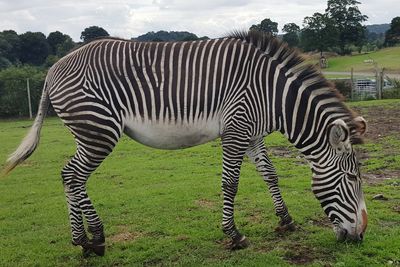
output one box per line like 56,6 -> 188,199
27,78 -> 32,119
350,67 -> 354,101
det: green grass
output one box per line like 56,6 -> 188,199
0,100 -> 399,266
324,46 -> 400,72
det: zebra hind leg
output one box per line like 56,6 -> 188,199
62,146 -> 114,257
246,138 -> 295,233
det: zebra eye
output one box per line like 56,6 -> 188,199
347,173 -> 358,181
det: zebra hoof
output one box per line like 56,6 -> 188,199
92,243 -> 105,256
82,246 -> 93,258
81,241 -> 106,257
275,221 -> 295,233
229,235 -> 250,250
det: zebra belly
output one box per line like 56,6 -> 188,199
123,118 -> 221,149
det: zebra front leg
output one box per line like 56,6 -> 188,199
246,138 -> 294,232
221,131 -> 250,250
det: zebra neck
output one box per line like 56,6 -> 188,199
276,78 -> 349,162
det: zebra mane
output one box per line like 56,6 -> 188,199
227,30 -> 364,144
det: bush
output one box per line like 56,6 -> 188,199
0,65 -> 46,117
382,88 -> 400,99
383,77 -> 400,99
330,79 -> 352,99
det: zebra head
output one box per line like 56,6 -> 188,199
312,117 -> 367,242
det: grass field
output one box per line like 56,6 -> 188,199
0,99 -> 399,266
307,46 -> 400,73
327,46 -> 400,72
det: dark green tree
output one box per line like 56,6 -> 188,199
300,12 -> 338,54
0,38 -> 12,69
250,18 -> 278,35
384,17 -> 400,46
47,31 -> 68,54
135,31 -> 207,42
325,0 -> 368,54
47,31 -> 75,58
0,57 -> 11,69
56,36 -> 75,57
0,30 -> 21,65
80,26 -> 109,43
282,23 -> 300,47
18,32 -> 50,65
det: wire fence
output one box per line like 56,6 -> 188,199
327,68 -> 400,101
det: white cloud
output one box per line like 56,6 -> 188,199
0,0 -> 396,41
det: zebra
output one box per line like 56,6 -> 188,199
3,30 -> 368,256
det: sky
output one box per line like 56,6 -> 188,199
0,0 -> 398,41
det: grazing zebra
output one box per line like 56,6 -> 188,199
3,31 -> 368,256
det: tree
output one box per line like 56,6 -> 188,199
80,26 -> 109,43
56,36 -> 75,57
0,30 -> 21,65
250,18 -> 278,36
325,0 -> 368,54
18,32 -> 50,65
135,31 -> 207,42
0,38 -> 12,69
47,31 -> 75,57
47,31 -> 67,54
282,23 -> 300,47
384,17 -> 400,46
300,12 -> 338,54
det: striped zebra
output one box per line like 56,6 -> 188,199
4,31 -> 368,256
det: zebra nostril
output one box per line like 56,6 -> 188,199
359,232 -> 364,241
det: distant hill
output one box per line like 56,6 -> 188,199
366,24 -> 390,34
133,31 -> 209,42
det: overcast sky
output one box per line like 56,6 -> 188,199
0,0 -> 397,41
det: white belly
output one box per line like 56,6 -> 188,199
123,117 -> 222,149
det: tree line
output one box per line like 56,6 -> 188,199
251,0 -> 400,55
0,26 -> 111,69
0,26 -> 111,117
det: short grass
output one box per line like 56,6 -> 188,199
0,99 -> 399,266
324,46 -> 400,72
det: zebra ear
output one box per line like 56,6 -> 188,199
328,119 -> 350,151
354,116 -> 367,136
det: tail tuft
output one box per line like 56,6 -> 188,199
2,122 -> 41,176
2,86 -> 49,176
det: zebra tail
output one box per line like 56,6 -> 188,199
2,83 -> 50,176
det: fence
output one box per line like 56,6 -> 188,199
328,68 -> 398,101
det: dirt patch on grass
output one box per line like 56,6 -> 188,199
353,106 -> 400,140
309,217 -> 332,228
351,103 -> 400,185
269,146 -> 294,158
378,220 -> 399,228
284,251 -> 314,265
268,146 -> 307,165
109,231 -> 142,243
247,212 -> 264,224
109,226 -> 143,243
215,238 -> 234,249
195,199 -> 216,209
363,171 -> 400,185
393,205 -> 400,213
176,235 -> 190,241
283,242 -> 330,265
